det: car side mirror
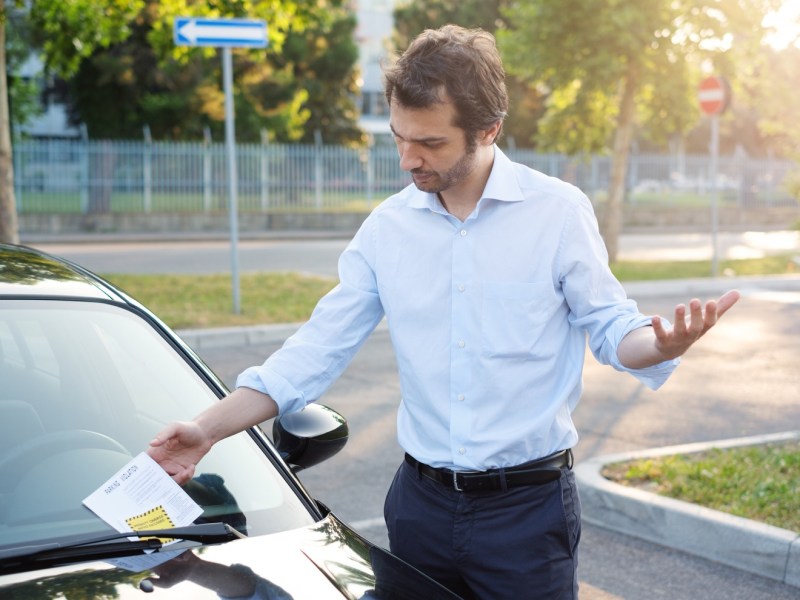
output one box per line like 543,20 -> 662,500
272,404 -> 348,472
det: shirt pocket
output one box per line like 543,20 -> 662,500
481,281 -> 553,358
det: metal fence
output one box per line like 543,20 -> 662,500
11,138 -> 798,215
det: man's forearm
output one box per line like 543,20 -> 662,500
196,386 -> 279,444
617,325 -> 672,370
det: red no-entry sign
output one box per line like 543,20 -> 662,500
698,76 -> 729,115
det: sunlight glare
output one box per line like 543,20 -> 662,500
763,1 -> 800,49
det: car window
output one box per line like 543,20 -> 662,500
0,318 -> 58,376
0,300 -> 315,550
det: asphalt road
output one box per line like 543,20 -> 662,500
30,237 -> 800,599
30,229 -> 800,278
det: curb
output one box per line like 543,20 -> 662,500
575,431 -> 800,588
176,322 -> 303,351
176,319 -> 390,352
621,273 -> 800,299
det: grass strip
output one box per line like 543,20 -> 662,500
106,271 -> 337,330
601,441 -> 800,532
103,253 -> 799,330
609,253 -> 799,280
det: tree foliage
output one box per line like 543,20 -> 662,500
5,6 -> 40,129
67,0 -> 362,144
2,0 -> 142,244
1,0 -> 363,243
497,0 -> 781,260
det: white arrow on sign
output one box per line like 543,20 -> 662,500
174,18 -> 268,48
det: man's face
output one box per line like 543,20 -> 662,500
389,99 -> 478,195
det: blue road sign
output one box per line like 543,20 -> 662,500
174,17 -> 268,48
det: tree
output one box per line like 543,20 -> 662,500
2,0 -> 359,240
67,0 -> 363,145
1,0 -> 144,244
278,8 -> 363,145
0,0 -> 17,243
748,44 -> 800,161
497,0 -> 780,262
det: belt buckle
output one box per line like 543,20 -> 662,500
452,469 -> 481,492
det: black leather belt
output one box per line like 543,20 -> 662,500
404,449 -> 573,493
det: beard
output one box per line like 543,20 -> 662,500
410,148 -> 478,194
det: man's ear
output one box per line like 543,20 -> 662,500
480,120 -> 503,146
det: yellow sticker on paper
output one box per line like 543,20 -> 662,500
126,505 -> 175,543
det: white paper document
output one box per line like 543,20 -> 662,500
83,451 -> 203,570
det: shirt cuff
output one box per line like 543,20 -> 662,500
235,366 -> 307,416
605,316 -> 681,390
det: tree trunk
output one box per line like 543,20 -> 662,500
601,62 -> 638,263
0,0 -> 20,245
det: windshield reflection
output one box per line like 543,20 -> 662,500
0,301 -> 313,552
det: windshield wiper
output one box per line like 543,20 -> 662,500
0,522 -> 245,570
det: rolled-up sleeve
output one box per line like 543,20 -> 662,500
560,196 -> 679,390
236,220 -> 384,415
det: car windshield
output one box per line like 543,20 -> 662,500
0,299 -> 316,552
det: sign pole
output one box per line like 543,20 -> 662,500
697,75 -> 729,279
174,17 -> 268,314
222,46 -> 241,314
710,113 -> 719,278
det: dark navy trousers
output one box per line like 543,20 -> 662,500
384,459 -> 581,600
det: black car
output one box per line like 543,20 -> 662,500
0,243 -> 460,599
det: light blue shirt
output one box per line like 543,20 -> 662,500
237,147 -> 678,470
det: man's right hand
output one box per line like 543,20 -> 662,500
147,387 -> 280,485
147,420 -> 213,485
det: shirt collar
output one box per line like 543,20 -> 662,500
406,146 -> 525,213
481,146 -> 525,204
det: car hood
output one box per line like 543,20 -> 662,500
0,514 -> 459,599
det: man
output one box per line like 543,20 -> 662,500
148,25 -> 739,599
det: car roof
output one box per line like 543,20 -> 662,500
0,244 -> 126,302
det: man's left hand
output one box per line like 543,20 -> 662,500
651,289 -> 741,360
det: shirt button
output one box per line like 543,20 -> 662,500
458,284 -> 465,292
458,394 -> 465,401
457,340 -> 465,348
458,448 -> 466,455
460,229 -> 467,237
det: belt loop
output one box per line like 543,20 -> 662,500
498,467 -> 508,492
415,460 -> 421,480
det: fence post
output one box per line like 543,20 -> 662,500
12,131 -> 22,211
79,124 -> 90,214
314,129 -> 323,209
203,126 -> 213,212
363,134 -> 374,205
260,129 -> 270,211
143,125 -> 152,213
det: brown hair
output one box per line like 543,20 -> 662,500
383,25 -> 508,146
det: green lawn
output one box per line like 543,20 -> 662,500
602,441 -> 800,532
107,271 -> 337,329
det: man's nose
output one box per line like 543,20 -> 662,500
397,143 -> 423,171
